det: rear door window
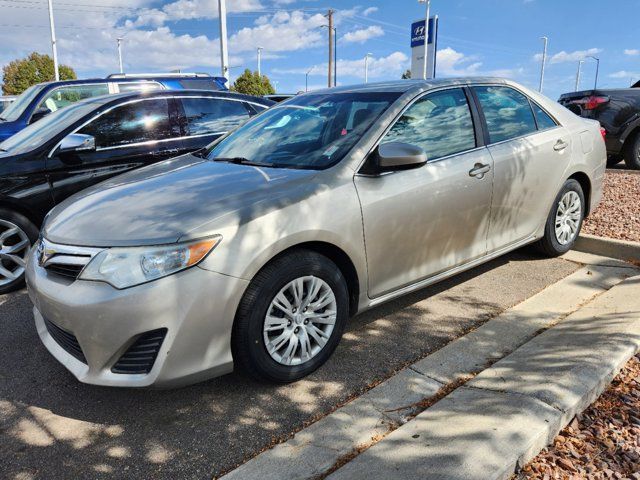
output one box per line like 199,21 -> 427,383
37,84 -> 109,113
531,102 -> 558,130
79,98 -> 177,148
180,97 -> 251,136
116,82 -> 163,93
473,86 -> 538,143
382,88 -> 476,161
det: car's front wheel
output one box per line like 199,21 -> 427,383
0,208 -> 38,294
535,179 -> 585,257
624,132 -> 640,170
232,249 -> 349,383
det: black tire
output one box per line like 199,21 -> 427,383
623,131 -> 640,170
606,154 -> 623,167
0,208 -> 38,294
534,179 -> 585,257
232,249 -> 349,383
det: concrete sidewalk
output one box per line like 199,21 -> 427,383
220,252 -> 640,480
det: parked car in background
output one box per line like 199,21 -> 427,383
0,89 -> 271,292
0,96 -> 16,113
559,88 -> 640,169
26,78 -> 605,388
0,73 -> 228,142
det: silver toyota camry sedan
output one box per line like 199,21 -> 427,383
26,78 -> 605,388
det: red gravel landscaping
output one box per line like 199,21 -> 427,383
582,172 -> 640,243
516,353 -> 640,479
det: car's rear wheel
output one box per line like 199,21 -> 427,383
623,131 -> 640,170
232,249 -> 349,383
535,179 -> 585,257
0,209 -> 38,294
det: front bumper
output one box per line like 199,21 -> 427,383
26,247 -> 249,388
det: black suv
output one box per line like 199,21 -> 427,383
0,90 -> 272,292
559,88 -> 640,169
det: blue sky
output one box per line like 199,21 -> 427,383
0,0 -> 639,100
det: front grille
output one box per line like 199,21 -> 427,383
111,329 -> 167,375
44,263 -> 85,279
44,317 -> 87,363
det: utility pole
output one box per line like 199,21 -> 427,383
539,36 -> 548,93
117,37 -> 124,74
575,60 -> 583,91
588,55 -> 600,89
47,0 -> 59,81
257,47 -> 263,76
333,26 -> 337,87
364,53 -> 372,83
419,0 -> 431,80
218,0 -> 229,83
327,9 -> 334,88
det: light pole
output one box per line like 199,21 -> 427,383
257,47 -> 263,77
539,36 -> 548,93
305,67 -> 314,92
117,37 -> 124,74
322,24 -> 337,87
418,0 -> 431,80
364,53 -> 372,83
588,55 -> 600,89
218,0 -> 229,83
273,80 -> 279,93
47,0 -> 59,81
575,60 -> 583,92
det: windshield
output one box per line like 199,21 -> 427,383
205,92 -> 400,169
0,84 -> 46,122
0,100 -> 98,154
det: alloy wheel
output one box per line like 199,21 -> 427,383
263,276 -> 337,366
554,191 -> 582,245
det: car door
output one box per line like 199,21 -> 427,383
46,97 -> 182,203
175,96 -> 253,154
471,86 -> 571,252
354,87 -> 494,298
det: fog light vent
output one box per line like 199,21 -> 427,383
111,328 -> 167,375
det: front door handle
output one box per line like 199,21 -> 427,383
553,140 -> 569,151
469,163 -> 491,178
153,148 -> 180,156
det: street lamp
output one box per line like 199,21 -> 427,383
364,53 -> 372,83
575,60 -> 583,92
273,80 -> 279,93
47,0 -> 59,81
588,55 -> 600,89
418,0 -> 431,80
257,47 -> 264,77
539,36 -> 548,93
305,67 -> 314,92
117,37 -> 124,74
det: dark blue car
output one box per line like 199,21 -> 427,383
0,73 -> 227,141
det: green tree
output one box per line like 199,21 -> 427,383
401,69 -> 412,80
231,69 -> 275,96
2,52 -> 76,95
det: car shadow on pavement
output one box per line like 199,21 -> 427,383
0,250 -> 579,480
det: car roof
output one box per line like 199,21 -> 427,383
31,76 -> 226,88
307,77 -> 510,95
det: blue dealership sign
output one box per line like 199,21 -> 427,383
411,17 -> 436,48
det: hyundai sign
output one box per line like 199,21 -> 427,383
410,16 -> 438,79
411,17 -> 436,48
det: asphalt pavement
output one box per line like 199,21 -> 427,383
0,250 -> 578,480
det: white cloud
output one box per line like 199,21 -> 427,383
533,48 -> 603,64
341,26 -> 384,44
436,47 -> 482,76
362,7 -> 378,16
624,49 -> 640,56
609,70 -> 640,79
131,0 -> 263,27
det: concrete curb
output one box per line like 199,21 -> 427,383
328,273 -> 640,480
219,257 -> 639,480
575,233 -> 640,262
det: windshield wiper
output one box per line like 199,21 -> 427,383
212,157 -> 275,168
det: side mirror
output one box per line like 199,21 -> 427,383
58,133 -> 96,154
374,142 -> 427,172
30,106 -> 51,124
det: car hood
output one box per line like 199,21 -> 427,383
44,154 -> 319,247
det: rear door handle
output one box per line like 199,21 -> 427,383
153,148 -> 180,156
553,140 -> 569,151
469,163 -> 491,178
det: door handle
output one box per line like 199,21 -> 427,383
153,148 -> 180,156
553,140 -> 568,151
469,163 -> 491,178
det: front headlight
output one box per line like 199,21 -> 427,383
79,236 -> 221,289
